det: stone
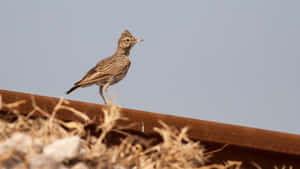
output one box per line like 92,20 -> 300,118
30,154 -> 67,169
71,162 -> 89,169
0,133 -> 33,155
43,136 -> 82,162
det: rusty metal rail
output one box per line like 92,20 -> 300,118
0,89 -> 299,168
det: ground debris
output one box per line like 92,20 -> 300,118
0,96 -> 244,169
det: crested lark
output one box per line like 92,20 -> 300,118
66,30 -> 143,104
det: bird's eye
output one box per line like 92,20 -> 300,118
126,39 -> 130,42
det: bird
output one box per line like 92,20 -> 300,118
66,30 -> 143,104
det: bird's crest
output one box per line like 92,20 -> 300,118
121,30 -> 134,38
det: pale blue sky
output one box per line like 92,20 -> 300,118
1,1 -> 299,134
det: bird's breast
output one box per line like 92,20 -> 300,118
109,58 -> 131,85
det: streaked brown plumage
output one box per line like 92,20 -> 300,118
66,30 -> 143,104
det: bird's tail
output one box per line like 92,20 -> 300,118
66,86 -> 79,94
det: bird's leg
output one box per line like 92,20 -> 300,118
99,86 -> 107,104
103,83 -> 111,105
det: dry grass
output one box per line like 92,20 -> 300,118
1,94 -> 288,169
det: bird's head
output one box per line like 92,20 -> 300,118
118,30 -> 143,50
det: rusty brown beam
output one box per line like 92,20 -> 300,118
0,89 -> 299,168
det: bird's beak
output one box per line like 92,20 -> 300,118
136,39 -> 144,43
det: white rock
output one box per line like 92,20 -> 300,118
71,163 -> 89,169
0,133 -> 33,155
30,154 -> 69,169
43,136 -> 82,162
114,164 -> 127,169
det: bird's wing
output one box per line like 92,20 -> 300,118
95,56 -> 130,75
74,57 -> 114,86
75,56 -> 129,86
